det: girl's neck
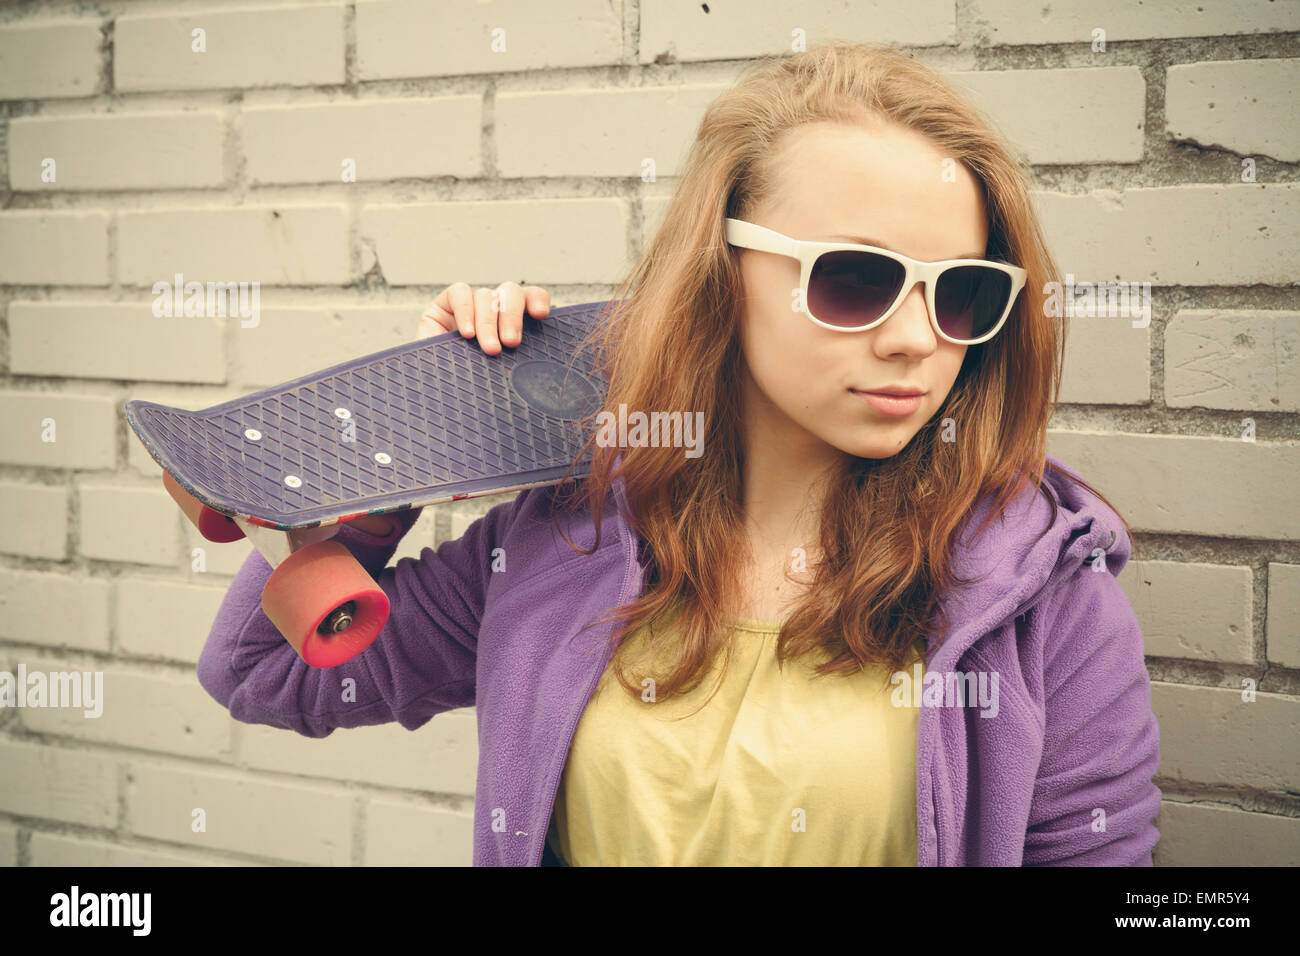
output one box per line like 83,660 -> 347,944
739,432 -> 841,553
737,359 -> 846,549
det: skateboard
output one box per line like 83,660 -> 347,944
125,299 -> 613,668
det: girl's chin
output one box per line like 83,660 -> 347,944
831,431 -> 918,460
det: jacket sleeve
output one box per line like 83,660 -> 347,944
1022,563 -> 1162,866
196,495 -> 524,737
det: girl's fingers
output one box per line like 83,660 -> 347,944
496,281 -> 527,348
417,309 -> 451,338
420,282 -> 551,350
421,282 -> 473,338
523,285 -> 551,324
438,282 -> 476,339
473,286 -> 501,354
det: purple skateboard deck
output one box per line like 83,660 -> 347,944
125,299 -> 612,533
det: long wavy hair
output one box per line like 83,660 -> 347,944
548,40 -> 1135,709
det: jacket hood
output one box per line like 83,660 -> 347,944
927,452 -> 1131,669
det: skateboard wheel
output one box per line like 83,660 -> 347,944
163,471 -> 246,543
261,540 -> 390,668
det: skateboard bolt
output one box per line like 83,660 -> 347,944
320,601 -> 356,634
244,428 -> 262,441
375,452 -> 392,464
334,408 -> 352,420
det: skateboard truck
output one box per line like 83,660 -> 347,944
164,470 -> 391,668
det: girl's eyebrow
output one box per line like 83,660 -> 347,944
825,234 -> 985,260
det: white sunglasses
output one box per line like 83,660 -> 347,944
724,218 -> 1028,345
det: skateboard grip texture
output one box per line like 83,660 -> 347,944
125,300 -> 612,531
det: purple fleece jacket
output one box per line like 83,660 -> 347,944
197,452 -> 1161,866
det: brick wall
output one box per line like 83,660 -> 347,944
0,0 -> 1296,867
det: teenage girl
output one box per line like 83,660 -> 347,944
201,41 -> 1160,866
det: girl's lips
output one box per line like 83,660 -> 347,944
851,389 -> 924,416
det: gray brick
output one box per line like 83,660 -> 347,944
949,67 -> 1145,164
115,4 -> 344,92
1167,59 -> 1300,162
116,576 -> 229,664
1035,184 -> 1299,286
243,97 -> 481,185
1152,683 -> 1299,792
0,390 -> 117,470
1045,431 -> 1300,539
364,795 -> 472,865
0,823 -> 17,866
359,199 -> 629,286
126,761 -> 352,864
1154,801 -> 1300,866
30,832 -> 252,866
640,0 -> 956,62
242,710 -> 476,794
355,0 -> 622,80
10,302 -> 225,385
1266,563 -> 1300,669
79,485 -> 180,567
8,112 -> 225,191
967,0 -> 1298,44
0,20 -> 102,100
0,569 -> 111,652
1166,310 -> 1300,413
1119,560 -> 1253,664
1058,317 -> 1151,405
0,740 -> 116,828
0,212 -> 108,285
118,206 -> 350,287
0,482 -> 69,560
17,657 -> 230,759
180,530 -> 256,579
496,85 -> 724,178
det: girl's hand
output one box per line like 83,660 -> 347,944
418,281 -> 551,355
342,515 -> 393,536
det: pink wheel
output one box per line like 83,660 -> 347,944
163,471 -> 245,543
261,540 -> 390,667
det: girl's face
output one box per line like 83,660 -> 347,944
735,120 -> 990,468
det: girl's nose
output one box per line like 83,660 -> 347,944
872,284 -> 937,354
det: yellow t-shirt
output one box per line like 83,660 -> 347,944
546,603 -> 925,865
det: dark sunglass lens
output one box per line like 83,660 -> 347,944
935,266 -> 1012,341
808,251 -> 906,328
